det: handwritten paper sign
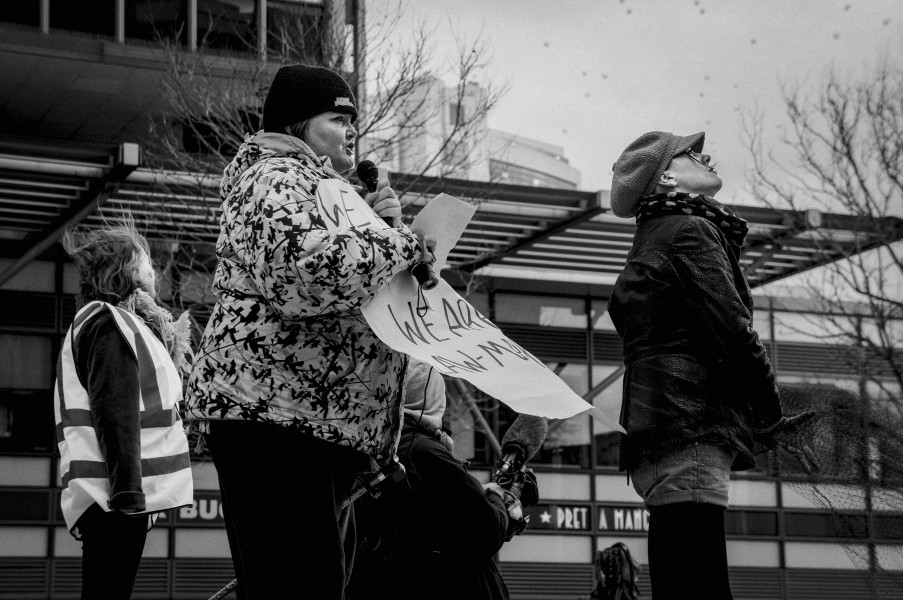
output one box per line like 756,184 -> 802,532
315,181 -> 622,428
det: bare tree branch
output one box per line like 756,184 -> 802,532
743,61 -> 903,399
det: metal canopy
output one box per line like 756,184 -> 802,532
1,137 -> 901,290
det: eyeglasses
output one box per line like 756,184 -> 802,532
684,150 -> 716,169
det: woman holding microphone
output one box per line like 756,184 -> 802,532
186,64 -> 432,599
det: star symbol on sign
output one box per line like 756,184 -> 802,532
540,511 -> 552,524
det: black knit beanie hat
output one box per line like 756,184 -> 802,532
262,64 -> 358,133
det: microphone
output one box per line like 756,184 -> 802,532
356,160 -> 380,194
494,415 -> 547,534
497,415 -> 549,476
357,160 -> 438,290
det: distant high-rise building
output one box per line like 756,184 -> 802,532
369,76 -> 582,188
489,130 -> 581,189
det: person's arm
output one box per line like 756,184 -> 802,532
225,160 -> 423,317
74,309 -> 146,513
412,437 -> 509,556
670,219 -> 782,428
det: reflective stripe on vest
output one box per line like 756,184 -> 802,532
54,301 -> 193,531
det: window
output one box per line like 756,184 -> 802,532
776,382 -> 866,482
198,0 -> 255,52
527,362 -> 591,469
725,510 -> 778,536
0,2 -> 40,27
0,335 -> 53,389
0,390 -> 55,454
784,511 -> 868,538
591,365 -> 622,468
495,294 -> 586,329
266,1 -> 328,62
49,0 -> 115,37
125,0 -> 188,45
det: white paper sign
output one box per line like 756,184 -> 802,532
315,181 -> 623,428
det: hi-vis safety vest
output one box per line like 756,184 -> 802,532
54,301 -> 194,532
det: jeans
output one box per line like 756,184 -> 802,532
630,442 -> 735,508
631,443 -> 737,600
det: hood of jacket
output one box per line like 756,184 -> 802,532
220,131 -> 346,199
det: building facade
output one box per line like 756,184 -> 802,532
3,263 -> 903,598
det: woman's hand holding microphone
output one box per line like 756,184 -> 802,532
359,161 -> 437,290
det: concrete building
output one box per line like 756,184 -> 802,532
489,130 -> 581,189
369,78 -> 580,190
1,2 -> 903,599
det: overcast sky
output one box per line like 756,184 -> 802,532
399,0 -> 902,204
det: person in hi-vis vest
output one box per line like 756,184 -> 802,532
54,222 -> 194,600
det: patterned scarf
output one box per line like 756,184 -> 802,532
118,289 -> 194,377
635,192 -> 749,256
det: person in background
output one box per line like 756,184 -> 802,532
185,64 -> 432,599
54,223 -> 194,600
607,131 -> 815,600
349,358 -> 536,600
590,542 -> 640,600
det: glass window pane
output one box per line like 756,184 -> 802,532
0,390 -> 56,453
458,291 -> 489,317
0,2 -> 40,27
198,0 -> 256,52
125,0 -> 188,44
143,528 -> 169,557
784,511 -> 869,538
753,309 -> 772,339
54,525 -> 83,556
0,260 -> 55,292
876,545 -> 903,570
495,294 -> 586,329
594,474 -> 643,503
725,540 -> 780,567
533,472 -> 590,500
772,311 -> 852,343
49,0 -> 115,37
174,528 -> 231,557
0,527 -> 47,557
531,362 -> 589,469
590,365 -> 622,468
725,510 -> 778,536
729,479 -> 777,507
0,456 -> 51,487
784,541 -> 869,569
591,300 -> 615,331
781,482 -> 868,510
442,376 -> 478,462
0,335 -> 52,389
63,263 -> 80,295
499,533 -> 591,563
875,515 -> 903,541
777,382 -> 866,481
266,1 -> 329,63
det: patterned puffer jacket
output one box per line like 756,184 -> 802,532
186,132 -> 423,460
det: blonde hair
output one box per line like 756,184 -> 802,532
62,222 -> 151,305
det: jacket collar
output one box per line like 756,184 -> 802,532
251,131 -> 347,180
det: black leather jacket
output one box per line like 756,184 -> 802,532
609,212 -> 782,471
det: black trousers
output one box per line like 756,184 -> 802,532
76,502 -> 149,600
206,420 -> 370,600
647,502 -> 733,600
